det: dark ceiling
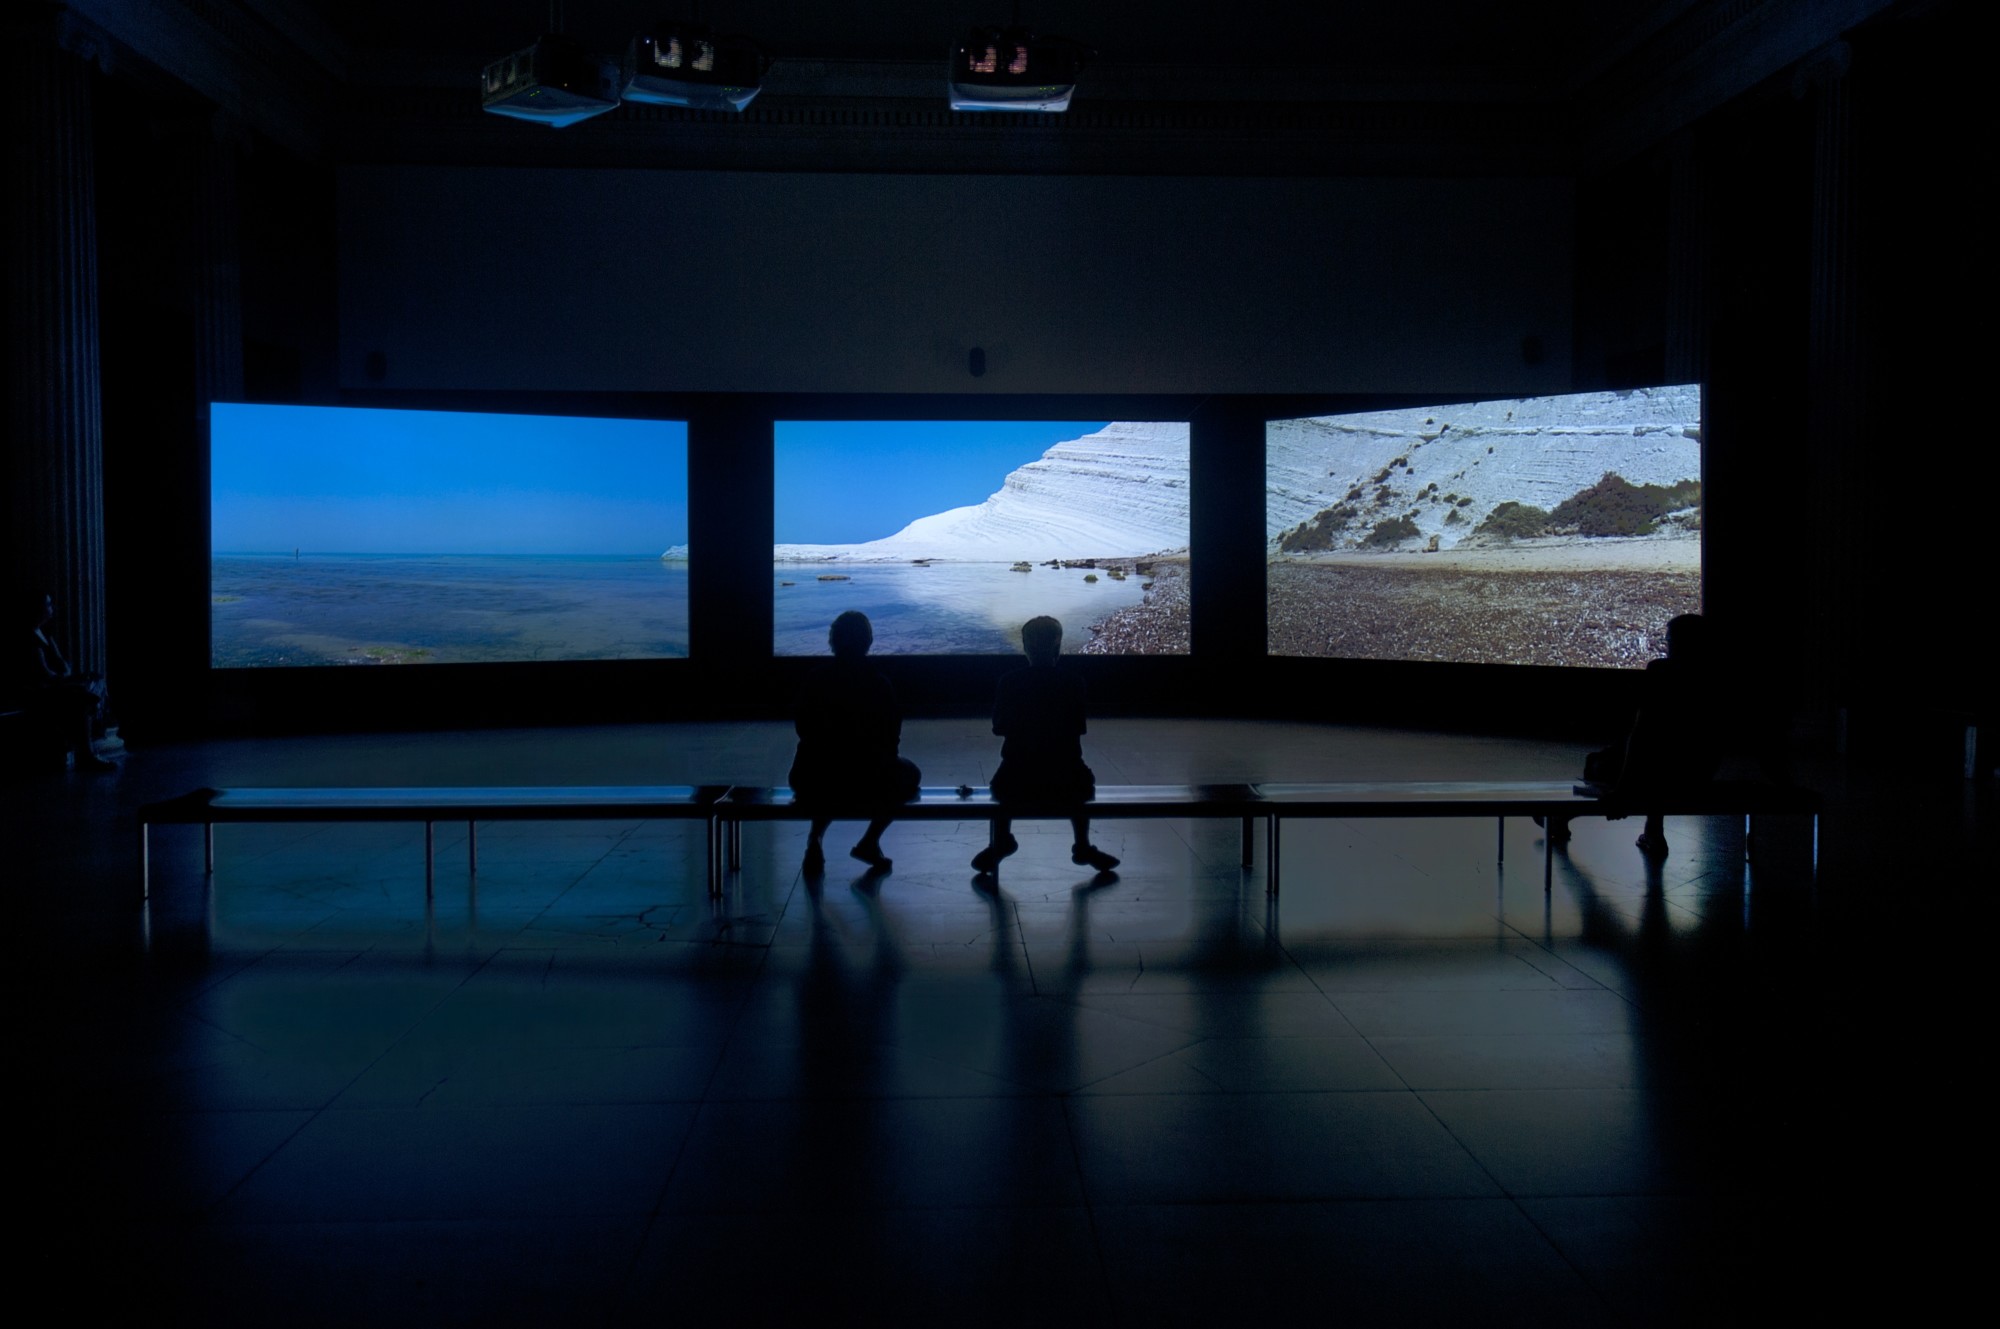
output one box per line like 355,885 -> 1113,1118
87,1 -> 1910,175
299,1 -> 1677,94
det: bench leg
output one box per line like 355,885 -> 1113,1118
1543,832 -> 1553,893
140,825 -> 150,900
1496,816 -> 1504,864
204,823 -> 214,875
1241,816 -> 1254,867
1266,817 -> 1280,897
425,821 -> 435,900
468,821 -> 478,875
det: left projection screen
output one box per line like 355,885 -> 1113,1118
211,403 -> 690,667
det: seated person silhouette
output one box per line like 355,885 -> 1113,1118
9,589 -> 117,771
789,610 -> 920,874
1544,612 -> 1720,858
972,615 -> 1120,875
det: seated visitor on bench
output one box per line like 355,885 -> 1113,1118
9,589 -> 117,771
972,615 -> 1120,875
1545,612 -> 1720,858
790,610 -> 920,874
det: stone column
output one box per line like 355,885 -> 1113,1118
5,5 -> 109,676
1798,42 -> 1861,731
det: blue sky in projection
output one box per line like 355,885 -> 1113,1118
775,421 -> 1107,543
211,404 -> 689,554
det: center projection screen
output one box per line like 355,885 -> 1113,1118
211,403 -> 689,667
768,421 -> 1190,656
1266,385 -> 1702,668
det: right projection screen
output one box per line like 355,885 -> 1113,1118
1267,385 -> 1702,668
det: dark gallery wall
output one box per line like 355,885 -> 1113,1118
76,3 -> 1981,756
336,168 -> 1575,398
158,165 -> 1601,737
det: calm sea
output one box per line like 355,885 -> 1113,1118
211,554 -> 690,667
212,555 -> 1159,665
773,561 -> 1151,655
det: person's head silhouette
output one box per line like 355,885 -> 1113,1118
1665,613 -> 1707,664
828,610 -> 874,660
1021,615 -> 1063,666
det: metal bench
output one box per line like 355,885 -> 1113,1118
136,777 -> 1819,903
136,785 -> 731,899
1252,779 -> 1821,893
714,783 -> 1267,891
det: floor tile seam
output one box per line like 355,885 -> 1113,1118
312,947 -> 511,1111
665,893 -> 789,1126
648,1198 -> 1110,1218
696,1088 -> 1066,1103
169,946 -> 283,1017
1397,1076 -> 1529,1223
198,1105 -> 328,1224
1493,1189 -> 1622,1316
1270,934 -> 1424,1069
1054,1095 -> 1119,1307
1502,909 -> 1655,1023
1509,937 -> 1614,993
1073,1085 -> 1454,1100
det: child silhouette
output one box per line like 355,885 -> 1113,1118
973,615 -> 1119,875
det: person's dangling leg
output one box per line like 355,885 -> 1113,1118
1070,815 -> 1119,872
1635,812 -> 1669,857
971,816 -> 1018,874
852,817 -> 893,869
803,818 -> 830,874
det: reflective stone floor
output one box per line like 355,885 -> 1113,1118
20,719 -> 1988,1325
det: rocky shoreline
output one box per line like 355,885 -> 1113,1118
1268,560 -> 1699,668
1078,562 -> 1190,655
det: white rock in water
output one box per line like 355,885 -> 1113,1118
776,420 -> 1190,562
1266,385 -> 1702,551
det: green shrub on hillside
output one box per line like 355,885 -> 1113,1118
1549,473 -> 1702,537
1362,515 -> 1421,547
1474,501 -> 1551,539
1277,502 -> 1359,552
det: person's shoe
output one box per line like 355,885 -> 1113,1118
1634,832 -> 1669,858
1072,844 -> 1120,871
971,834 -> 1019,874
801,841 -> 826,875
850,841 -> 892,871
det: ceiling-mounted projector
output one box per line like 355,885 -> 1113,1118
948,26 -> 1084,112
625,23 -> 768,111
481,33 -> 622,127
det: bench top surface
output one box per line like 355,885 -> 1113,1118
721,784 -> 1263,817
142,785 -> 728,821
140,778 -> 1818,824
1254,779 -> 1817,814
1254,780 -> 1593,809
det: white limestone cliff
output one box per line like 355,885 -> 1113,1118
1267,385 -> 1702,551
771,420 -> 1190,562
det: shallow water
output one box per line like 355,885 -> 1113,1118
212,555 -> 690,666
774,561 -> 1154,655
